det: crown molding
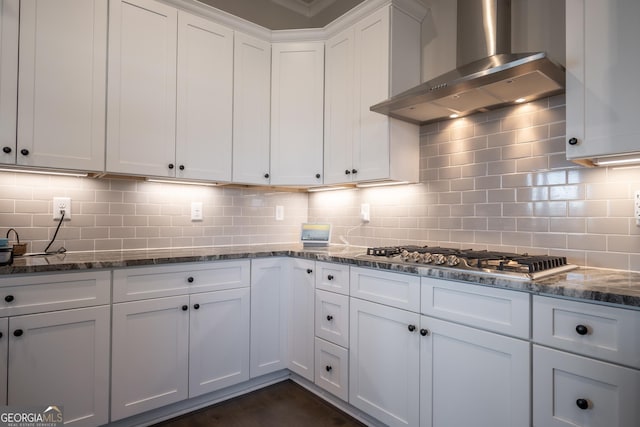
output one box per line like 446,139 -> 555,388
271,0 -> 338,18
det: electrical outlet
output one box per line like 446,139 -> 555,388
360,203 -> 370,222
275,205 -> 284,221
191,202 -> 203,221
53,197 -> 71,220
635,190 -> 640,226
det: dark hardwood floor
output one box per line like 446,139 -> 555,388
151,380 -> 366,427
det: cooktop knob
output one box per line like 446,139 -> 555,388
423,253 -> 433,263
433,254 -> 446,265
447,255 -> 460,266
400,250 -> 411,261
409,252 -> 421,262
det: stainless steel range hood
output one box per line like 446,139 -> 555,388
371,0 -> 565,125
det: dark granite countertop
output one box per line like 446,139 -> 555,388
1,244 -> 639,309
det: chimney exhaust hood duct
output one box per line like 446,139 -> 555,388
371,0 -> 565,125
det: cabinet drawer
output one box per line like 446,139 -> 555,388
315,262 -> 349,295
315,337 -> 348,402
0,271 -> 111,316
350,267 -> 420,312
113,260 -> 250,302
315,290 -> 349,348
533,296 -> 640,368
421,277 -> 530,339
533,345 -> 640,427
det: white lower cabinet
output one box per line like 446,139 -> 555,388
287,259 -> 315,382
250,258 -> 288,377
533,345 -> 640,427
420,316 -> 530,427
111,295 -> 190,421
315,337 -> 349,401
349,297 -> 420,427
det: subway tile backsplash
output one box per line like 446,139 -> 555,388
309,95 -> 640,271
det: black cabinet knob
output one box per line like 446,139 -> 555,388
408,324 -> 416,332
326,315 -> 333,321
315,173 -> 321,179
4,295 -> 14,303
568,137 -> 579,145
193,303 -> 200,310
179,165 -> 185,171
0,332 -> 3,339
575,324 -> 589,335
325,365 -> 332,372
13,329 -> 23,337
264,173 -> 270,179
168,163 -> 174,169
576,399 -> 590,410
187,276 -> 194,283
420,328 -> 429,336
20,149 -> 29,156
352,169 -> 358,174
345,169 -> 351,175
2,147 -> 11,154
306,268 -> 313,274
327,275 -> 334,281
182,305 -> 188,311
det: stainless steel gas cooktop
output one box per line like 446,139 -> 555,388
365,245 -> 577,280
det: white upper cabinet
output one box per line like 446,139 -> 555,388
232,32 -> 271,185
107,0 -> 177,177
0,0 -> 18,166
16,0 -> 107,172
176,11 -> 233,182
566,0 -> 640,163
270,42 -> 324,186
324,5 -> 421,185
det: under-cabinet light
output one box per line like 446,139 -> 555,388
0,168 -> 88,177
515,97 -> 527,103
146,178 -> 217,187
356,181 -> 409,188
307,186 -> 352,192
449,113 -> 459,119
592,155 -> 640,166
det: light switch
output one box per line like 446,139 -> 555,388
275,205 -> 284,221
191,202 -> 203,221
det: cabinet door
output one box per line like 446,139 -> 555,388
287,258 -> 315,381
8,306 -> 110,427
111,296 -> 189,421
0,0 -> 18,165
566,0 -> 640,160
17,0 -> 107,171
353,6 -> 390,182
0,317 -> 7,405
533,345 -> 640,427
324,28 -> 355,185
350,297 -> 420,427
107,0 -> 177,177
270,42 -> 324,186
189,288 -> 250,397
232,32 -> 271,185
176,12 -> 232,182
420,316 -> 531,427
250,258 -> 288,377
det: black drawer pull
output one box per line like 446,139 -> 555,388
4,295 -> 14,303
408,324 -> 416,332
13,329 -> 23,337
576,399 -> 590,410
187,276 -> 194,283
568,137 -> 579,145
193,304 -> 200,310
325,365 -> 332,372
326,315 -> 333,321
575,324 -> 589,335
182,305 -> 188,311
420,328 -> 429,336
306,269 -> 313,274
327,275 -> 334,280
2,147 -> 11,154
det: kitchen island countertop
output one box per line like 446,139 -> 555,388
1,244 -> 639,309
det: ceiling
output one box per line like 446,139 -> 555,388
196,0 -> 366,29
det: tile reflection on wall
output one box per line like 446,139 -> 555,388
309,95 -> 640,271
0,174 -> 308,252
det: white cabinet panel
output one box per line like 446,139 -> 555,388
8,306 -> 110,427
420,316 -> 531,427
107,0 -> 177,176
0,0 -> 18,165
0,317 -> 6,405
315,337 -> 349,402
421,277 -> 530,338
232,32 -> 271,185
566,0 -> 640,161
176,12 -> 233,182
315,289 -> 349,348
111,296 -> 189,421
533,345 -> 640,427
350,297 -> 420,427
270,42 -> 324,186
189,288 -> 250,397
17,0 -> 107,171
350,266 -> 420,312
533,295 -> 640,369
250,258 -> 288,377
287,258 -> 315,381
315,262 -> 350,295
